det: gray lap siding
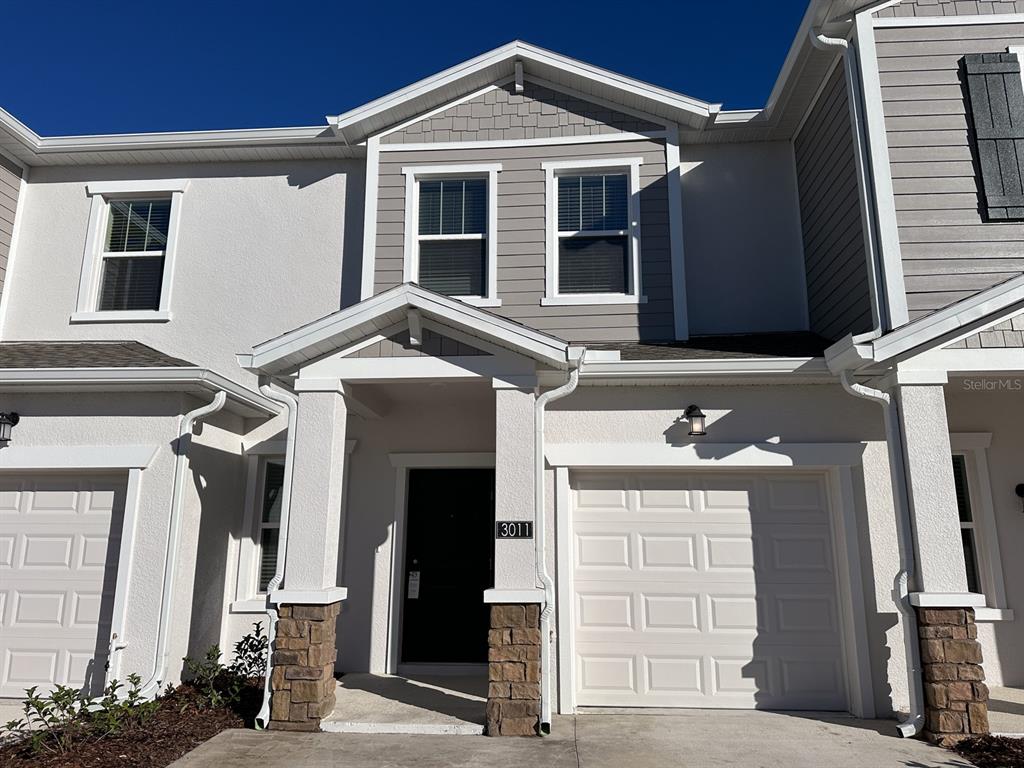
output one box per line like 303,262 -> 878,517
875,0 -> 1024,18
877,21 -> 1024,320
374,140 -> 675,342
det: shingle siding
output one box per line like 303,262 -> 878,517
877,21 -> 1024,321
0,154 -> 23,307
875,0 -> 1024,17
381,81 -> 661,145
347,328 -> 489,358
946,313 -> 1024,346
794,63 -> 873,341
375,139 -> 674,343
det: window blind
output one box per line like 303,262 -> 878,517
98,198 -> 171,311
419,178 -> 487,235
419,240 -> 486,296
558,235 -> 628,294
258,462 -> 285,592
558,173 -> 628,232
417,177 -> 487,297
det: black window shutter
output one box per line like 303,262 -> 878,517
964,52 -> 1024,220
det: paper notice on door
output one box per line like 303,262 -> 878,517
407,570 -> 421,600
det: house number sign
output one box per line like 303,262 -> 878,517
495,521 -> 533,539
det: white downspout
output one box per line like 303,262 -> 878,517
810,27 -> 887,343
255,377 -> 299,730
141,390 -> 227,698
534,351 -> 584,732
840,371 -> 924,737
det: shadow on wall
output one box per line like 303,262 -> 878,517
182,427 -> 247,674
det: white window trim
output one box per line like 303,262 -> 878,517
950,433 -> 1014,622
72,180 -> 189,323
401,163 -> 502,308
541,157 -> 644,306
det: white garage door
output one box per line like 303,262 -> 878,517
0,474 -> 125,698
571,471 -> 847,710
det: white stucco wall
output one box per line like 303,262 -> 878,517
680,141 -> 809,335
1,160 -> 363,386
945,382 -> 1024,687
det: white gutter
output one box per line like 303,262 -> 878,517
534,351 -> 584,732
141,390 -> 227,697
810,27 -> 886,343
255,378 -> 299,730
840,372 -> 924,737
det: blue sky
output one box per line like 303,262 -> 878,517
1,1 -> 808,136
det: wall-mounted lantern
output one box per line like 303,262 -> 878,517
0,412 -> 19,445
684,405 -> 706,437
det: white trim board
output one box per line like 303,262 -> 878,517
545,442 -> 866,469
874,14 -> 1024,28
0,444 -> 158,470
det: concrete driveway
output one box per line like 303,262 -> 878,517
172,711 -> 973,768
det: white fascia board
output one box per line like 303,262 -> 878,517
249,284 -> 570,373
546,441 -> 867,469
0,444 -> 158,470
578,356 -> 831,379
0,367 -> 279,416
330,41 -> 715,140
870,275 -> 1024,365
908,592 -> 987,609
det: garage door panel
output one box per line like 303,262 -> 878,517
0,474 -> 125,698
571,471 -> 847,711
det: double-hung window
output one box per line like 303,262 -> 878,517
403,164 -> 501,307
73,180 -> 187,323
542,158 -> 643,305
256,461 -> 285,593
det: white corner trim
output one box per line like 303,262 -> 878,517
665,124 -> 688,340
855,9 -> 909,329
389,451 -> 495,468
908,592 -> 987,608
0,173 -> 29,337
401,163 -> 502,304
269,587 -> 348,605
874,13 -> 1024,28
554,466 -> 575,713
542,157 -> 643,303
106,466 -> 143,680
361,134 -> 381,301
974,608 -> 1015,622
86,180 -> 190,196
70,310 -> 172,324
545,442 -> 866,468
0,444 -> 158,470
483,588 -> 545,604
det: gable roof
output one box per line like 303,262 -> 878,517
241,283 -> 577,375
825,273 -> 1024,371
328,41 -> 720,143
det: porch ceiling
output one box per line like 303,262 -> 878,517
242,283 -> 573,376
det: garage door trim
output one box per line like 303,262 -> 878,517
0,444 -> 156,690
551,444 -> 873,718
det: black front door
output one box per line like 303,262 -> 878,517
401,467 -> 495,664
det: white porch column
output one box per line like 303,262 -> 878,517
895,381 -> 971,596
491,381 -> 538,592
283,388 -> 349,594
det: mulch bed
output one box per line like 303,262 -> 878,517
955,735 -> 1024,768
0,683 -> 262,768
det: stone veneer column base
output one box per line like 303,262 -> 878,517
269,602 -> 341,732
917,607 -> 989,746
487,604 -> 542,736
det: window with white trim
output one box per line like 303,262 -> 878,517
542,158 -> 642,306
402,164 -> 501,307
257,460 -> 285,593
98,199 -> 170,311
73,180 -> 187,323
418,178 -> 487,296
949,434 -> 1013,622
951,454 -> 981,594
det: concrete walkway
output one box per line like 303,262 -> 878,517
173,711 -> 973,768
990,686 -> 1024,735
